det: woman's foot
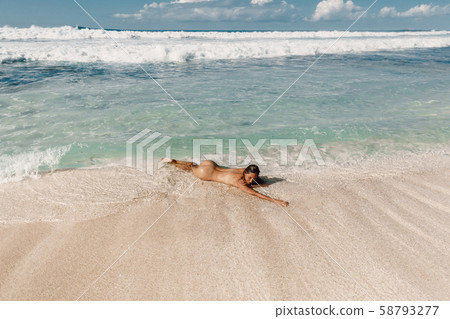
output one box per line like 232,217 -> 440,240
161,158 -> 175,163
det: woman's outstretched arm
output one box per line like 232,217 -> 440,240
236,180 -> 289,207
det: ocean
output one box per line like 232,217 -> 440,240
1,26 -> 449,183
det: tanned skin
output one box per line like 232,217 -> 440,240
164,159 -> 289,207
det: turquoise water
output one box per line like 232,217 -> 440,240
1,30 -> 450,181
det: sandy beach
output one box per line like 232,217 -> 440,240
1,152 -> 449,301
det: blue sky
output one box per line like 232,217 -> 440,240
1,0 -> 450,30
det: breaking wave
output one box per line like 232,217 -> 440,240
1,26 -> 450,63
0,144 -> 72,184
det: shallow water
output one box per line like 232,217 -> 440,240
1,27 -> 449,182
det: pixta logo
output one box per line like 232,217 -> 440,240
126,129 -> 172,175
127,130 -> 325,175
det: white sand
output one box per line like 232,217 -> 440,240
0,154 -> 449,300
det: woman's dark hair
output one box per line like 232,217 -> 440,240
244,164 -> 260,175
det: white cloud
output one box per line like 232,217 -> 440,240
308,0 -> 362,22
114,2 -> 169,19
250,0 -> 273,6
171,0 -> 212,3
114,0 -> 298,22
378,7 -> 397,18
189,6 -> 247,21
379,4 -> 450,18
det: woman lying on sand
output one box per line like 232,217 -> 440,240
164,158 -> 289,207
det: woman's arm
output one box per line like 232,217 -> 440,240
237,181 -> 289,207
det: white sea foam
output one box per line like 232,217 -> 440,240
1,26 -> 450,63
0,144 -> 72,184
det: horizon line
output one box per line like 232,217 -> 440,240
1,24 -> 448,33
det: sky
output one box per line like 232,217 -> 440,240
1,0 -> 450,31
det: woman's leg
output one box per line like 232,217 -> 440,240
165,159 -> 197,171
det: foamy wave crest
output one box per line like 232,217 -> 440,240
1,26 -> 450,63
2,26 -> 450,40
0,144 -> 72,184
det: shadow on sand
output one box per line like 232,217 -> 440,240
261,176 -> 285,185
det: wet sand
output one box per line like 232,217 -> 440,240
0,157 -> 449,300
